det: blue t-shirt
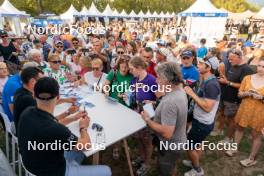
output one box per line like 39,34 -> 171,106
181,65 -> 200,83
2,74 -> 22,121
197,46 -> 208,58
131,73 -> 157,103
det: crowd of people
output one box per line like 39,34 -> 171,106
0,19 -> 264,176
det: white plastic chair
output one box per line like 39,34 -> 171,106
0,111 -> 10,162
0,112 -> 21,176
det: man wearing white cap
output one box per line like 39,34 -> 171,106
183,57 -> 221,176
156,48 -> 170,65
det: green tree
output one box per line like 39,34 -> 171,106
0,0 -> 260,16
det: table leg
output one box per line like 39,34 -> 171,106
123,139 -> 134,176
92,152 -> 100,165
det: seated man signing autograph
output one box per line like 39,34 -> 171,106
18,77 -> 111,176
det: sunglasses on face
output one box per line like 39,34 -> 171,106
72,42 -> 78,45
117,51 -> 124,54
1,35 -> 8,38
92,67 -> 100,71
56,45 -> 63,48
51,60 -> 61,64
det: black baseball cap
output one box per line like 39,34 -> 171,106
34,77 -> 59,100
0,30 -> 8,37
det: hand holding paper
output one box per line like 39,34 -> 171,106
143,103 -> 155,118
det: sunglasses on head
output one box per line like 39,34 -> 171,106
51,60 -> 61,64
231,50 -> 241,57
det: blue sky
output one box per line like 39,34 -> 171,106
247,0 -> 264,7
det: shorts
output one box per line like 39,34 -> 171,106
187,119 -> 214,149
223,101 -> 239,118
218,99 -> 224,110
158,149 -> 182,176
133,127 -> 153,140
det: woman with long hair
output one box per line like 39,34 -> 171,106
226,58 -> 264,167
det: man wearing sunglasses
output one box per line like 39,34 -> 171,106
49,40 -> 66,63
0,30 -> 18,64
43,54 -> 69,84
71,37 -> 81,51
218,49 -> 253,145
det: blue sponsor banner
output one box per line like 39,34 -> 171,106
179,13 -> 228,17
32,19 -> 63,27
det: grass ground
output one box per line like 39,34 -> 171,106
1,122 -> 263,176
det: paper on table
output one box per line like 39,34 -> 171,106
143,103 -> 155,118
54,103 -> 72,117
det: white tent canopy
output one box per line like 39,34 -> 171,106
87,2 -> 102,17
80,6 -> 89,16
153,11 -> 159,18
129,10 -> 137,18
137,10 -> 145,18
254,7 -> 264,19
112,9 -> 120,17
0,7 -> 13,16
120,9 -> 128,18
145,10 -> 152,18
179,0 -> 227,17
165,11 -> 171,18
159,11 -> 165,18
229,10 -> 256,20
101,4 -> 113,17
0,0 -> 30,36
60,4 -> 79,20
178,0 -> 228,46
1,0 -> 28,16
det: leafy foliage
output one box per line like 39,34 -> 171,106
0,0 -> 260,16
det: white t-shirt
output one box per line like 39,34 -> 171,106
84,71 -> 107,89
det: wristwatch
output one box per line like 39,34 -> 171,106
228,81 -> 233,86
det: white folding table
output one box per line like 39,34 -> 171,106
55,85 -> 147,176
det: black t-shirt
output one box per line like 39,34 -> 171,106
0,42 -> 17,61
13,87 -> 36,131
222,64 -> 253,103
18,107 -> 78,176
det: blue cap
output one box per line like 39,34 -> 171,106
243,41 -> 254,48
156,39 -> 166,46
181,50 -> 193,58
